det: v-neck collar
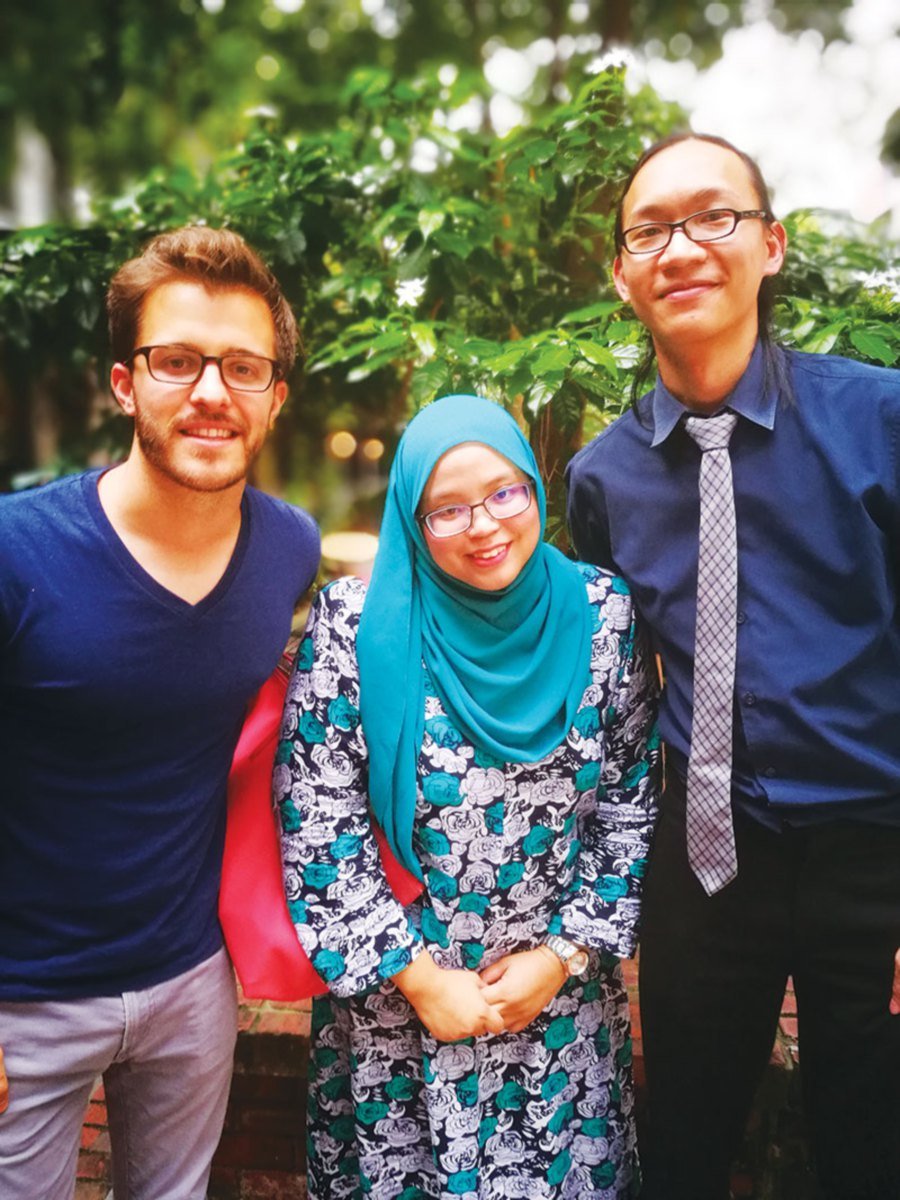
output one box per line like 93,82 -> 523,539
84,468 -> 250,617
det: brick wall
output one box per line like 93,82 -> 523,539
76,972 -> 810,1200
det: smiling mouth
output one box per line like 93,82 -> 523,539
471,545 -> 509,564
660,280 -> 716,300
181,426 -> 239,440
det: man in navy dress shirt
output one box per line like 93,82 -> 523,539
567,133 -> 900,1199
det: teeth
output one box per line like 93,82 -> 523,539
186,428 -> 234,439
476,546 -> 505,561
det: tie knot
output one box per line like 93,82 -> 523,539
685,410 -> 738,452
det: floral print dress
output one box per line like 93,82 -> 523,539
277,565 -> 660,1200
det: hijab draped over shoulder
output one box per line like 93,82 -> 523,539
357,394 -> 592,878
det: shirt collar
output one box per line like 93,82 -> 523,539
648,340 -> 779,448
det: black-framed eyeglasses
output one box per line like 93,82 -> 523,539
419,481 -> 533,538
126,345 -> 281,393
620,208 -> 772,255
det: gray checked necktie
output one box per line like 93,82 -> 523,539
684,410 -> 739,895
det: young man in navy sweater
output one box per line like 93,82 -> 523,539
0,227 -> 319,1198
567,134 -> 900,1199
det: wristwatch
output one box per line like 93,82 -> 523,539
543,934 -> 590,977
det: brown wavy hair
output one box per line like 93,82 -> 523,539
107,226 -> 299,376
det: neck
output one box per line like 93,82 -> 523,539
98,451 -> 245,549
655,326 -> 759,411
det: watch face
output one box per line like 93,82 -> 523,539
568,949 -> 590,976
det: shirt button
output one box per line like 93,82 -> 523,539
743,692 -> 756,706
763,766 -> 776,778
737,610 -> 747,625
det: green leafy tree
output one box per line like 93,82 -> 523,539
1,65 -> 897,543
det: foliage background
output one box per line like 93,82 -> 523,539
2,0 -> 898,540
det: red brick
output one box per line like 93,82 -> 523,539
74,1184 -> 111,1200
780,1016 -> 799,1040
255,1010 -> 310,1037
84,1101 -> 107,1125
80,1125 -> 103,1150
213,1132 -> 297,1171
207,1164 -> 241,1199
76,1151 -> 111,1181
239,1105 -> 305,1136
730,1170 -> 754,1197
238,1007 -> 259,1032
228,1074 -> 304,1106
240,1169 -> 308,1199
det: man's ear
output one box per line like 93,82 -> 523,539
762,220 -> 787,279
110,362 -> 136,416
268,379 -> 288,429
612,255 -> 631,304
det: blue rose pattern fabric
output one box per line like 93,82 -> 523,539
277,567 -> 660,1199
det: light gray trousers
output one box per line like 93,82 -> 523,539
0,947 -> 238,1200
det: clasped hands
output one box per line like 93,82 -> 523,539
395,945 -> 567,1042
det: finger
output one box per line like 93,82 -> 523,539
484,1007 -> 506,1035
479,956 -> 510,983
891,949 -> 900,1016
480,982 -> 505,1005
479,962 -> 505,985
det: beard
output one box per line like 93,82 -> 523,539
132,405 -> 267,494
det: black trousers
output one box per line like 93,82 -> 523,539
638,770 -> 900,1200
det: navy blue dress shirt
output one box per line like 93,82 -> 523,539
566,341 -> 900,827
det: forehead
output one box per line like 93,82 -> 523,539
422,443 -> 520,503
136,280 -> 277,355
622,140 -> 761,224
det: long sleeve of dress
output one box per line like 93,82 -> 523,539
276,577 -> 422,999
550,569 -> 661,958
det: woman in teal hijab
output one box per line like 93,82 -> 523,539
278,395 -> 660,1199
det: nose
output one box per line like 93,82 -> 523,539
659,225 -> 706,264
468,502 -> 501,536
190,360 -> 231,407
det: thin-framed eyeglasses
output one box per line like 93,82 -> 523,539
126,345 -> 281,393
419,481 -> 533,538
620,207 -> 772,255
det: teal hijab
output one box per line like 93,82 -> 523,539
357,394 -> 592,879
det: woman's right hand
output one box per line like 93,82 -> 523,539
393,951 -> 505,1041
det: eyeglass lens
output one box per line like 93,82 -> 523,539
425,482 -> 532,537
146,346 -> 274,391
625,208 -> 739,253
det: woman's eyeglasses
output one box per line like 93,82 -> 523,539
419,481 -> 533,538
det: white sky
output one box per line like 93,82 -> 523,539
627,0 -> 900,229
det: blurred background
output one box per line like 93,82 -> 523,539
2,0 -> 898,544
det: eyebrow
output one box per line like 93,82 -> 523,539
422,473 -> 525,509
627,186 -> 747,223
149,341 -> 272,357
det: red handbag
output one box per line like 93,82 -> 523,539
220,654 -> 423,1001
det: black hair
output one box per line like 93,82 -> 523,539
615,131 -> 791,417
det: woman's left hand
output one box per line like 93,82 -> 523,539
479,946 -> 567,1034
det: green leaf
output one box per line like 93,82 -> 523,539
802,321 -> 846,355
410,323 -> 438,359
848,329 -> 897,366
532,345 -> 572,375
559,301 -> 622,326
418,208 -> 446,242
576,341 -> 618,374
